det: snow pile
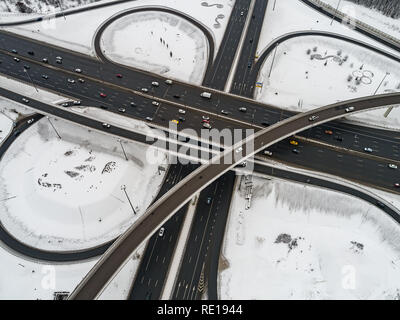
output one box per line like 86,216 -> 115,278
0,116 -> 168,251
220,176 -> 400,299
255,36 -> 400,130
101,10 -> 208,84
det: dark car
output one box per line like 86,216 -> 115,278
261,122 -> 270,127
28,51 -> 34,55
334,135 -> 343,142
376,201 -> 385,209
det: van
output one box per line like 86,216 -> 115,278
200,92 -> 212,99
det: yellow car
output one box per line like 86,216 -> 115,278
290,140 -> 298,146
171,119 -> 179,125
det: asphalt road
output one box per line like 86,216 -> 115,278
69,91 -> 400,300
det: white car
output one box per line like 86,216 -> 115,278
27,119 -> 34,124
151,81 -> 159,87
22,98 -> 29,104
102,123 -> 111,129
75,68 -> 82,73
235,147 -> 243,153
165,79 -> 173,85
202,122 -> 211,129
364,147 -> 373,153
309,115 -> 319,121
178,109 -> 186,114
158,227 -> 165,237
146,117 -> 153,122
388,164 -> 398,169
67,79 -> 75,84
141,88 -> 149,93
73,100 -> 81,105
345,106 -> 355,113
264,150 -> 273,156
152,101 -> 160,106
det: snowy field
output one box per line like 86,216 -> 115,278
256,0 -> 400,60
101,10 -> 208,84
220,176 -> 400,300
321,0 -> 400,40
2,0 -> 234,64
0,116 -> 167,251
255,36 -> 400,130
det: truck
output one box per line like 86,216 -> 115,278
200,92 -> 212,99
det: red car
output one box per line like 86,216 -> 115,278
116,74 -> 123,78
325,130 -> 333,135
100,92 -> 107,98
201,119 -> 210,123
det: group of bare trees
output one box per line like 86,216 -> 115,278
345,0 -> 400,19
2,0 -> 100,13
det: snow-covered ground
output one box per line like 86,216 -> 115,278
0,115 -> 168,251
101,10 -> 208,84
256,0 -> 400,61
220,176 -> 400,299
0,0 -> 100,14
255,35 -> 400,130
2,0 -> 234,64
321,0 -> 400,40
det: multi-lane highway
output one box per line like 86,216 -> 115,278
69,92 -> 400,300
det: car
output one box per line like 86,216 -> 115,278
178,109 -> 186,114
27,51 -> 34,55
171,119 -> 179,125
13,57 -> 20,62
325,130 -> 333,135
240,11 -> 244,16
249,38 -> 253,43
240,161 -> 247,167
42,58 -> 48,63
67,79 -> 75,84
290,140 -> 298,146
75,68 -> 82,73
22,98 -> 29,104
146,117 -> 153,122
292,148 -> 300,154
202,115 -> 210,121
152,101 -> 160,106
394,183 -> 400,188
130,102 -> 136,107
78,78 -> 85,83
261,122 -> 270,127
118,107 -> 126,113
14,130 -> 21,137
165,79 -> 173,85
73,100 -> 81,106
158,227 -> 165,237
239,107 -> 247,112
247,62 -> 252,68
11,49 -> 17,54
23,65 -> 30,69
102,123 -> 111,129
100,92 -> 107,98
206,197 -> 212,205
56,59 -> 62,64
179,116 -> 185,122
376,201 -> 385,209
335,136 -> 343,142
364,147 -> 373,153
42,74 -> 49,79
388,164 -> 398,169
264,150 -> 273,156
309,115 -> 319,121
61,102 -> 69,107
202,122 -> 211,129
173,94 -> 180,99
200,92 -> 212,99
221,110 -> 229,115
56,56 -> 62,60
100,105 -> 108,110
141,88 -> 149,93
27,119 -> 34,124
201,119 -> 210,124
252,14 -> 255,18
345,106 -> 355,113
116,74 -> 123,78
235,147 -> 243,153
151,81 -> 159,87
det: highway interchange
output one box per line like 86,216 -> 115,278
0,0 -> 399,300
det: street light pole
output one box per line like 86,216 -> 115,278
331,0 -> 342,26
24,68 -> 38,93
121,185 -> 136,215
46,116 -> 61,139
118,139 -> 128,161
374,72 -> 390,95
